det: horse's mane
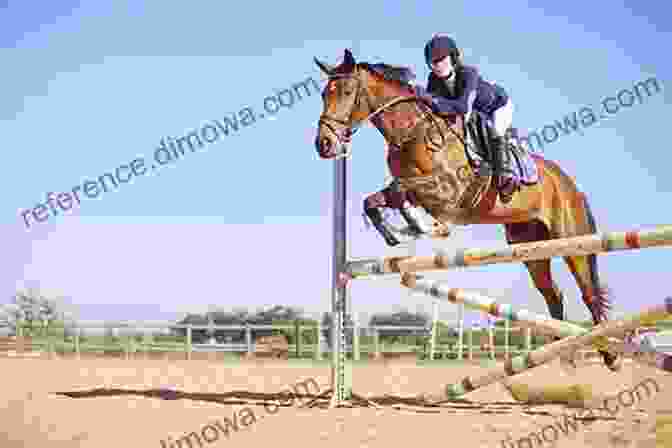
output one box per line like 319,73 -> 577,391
358,62 -> 416,87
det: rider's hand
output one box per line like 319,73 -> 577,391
419,92 -> 435,105
414,86 -> 435,105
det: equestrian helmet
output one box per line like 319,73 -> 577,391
424,34 -> 459,68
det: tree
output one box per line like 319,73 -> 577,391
0,287 -> 75,336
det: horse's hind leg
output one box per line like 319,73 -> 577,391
563,254 -> 620,370
562,192 -> 620,371
520,258 -> 581,366
505,222 -> 565,318
505,221 -> 572,362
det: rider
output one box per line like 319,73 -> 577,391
417,34 -> 520,203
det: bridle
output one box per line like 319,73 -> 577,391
318,67 -> 468,159
317,70 -> 368,159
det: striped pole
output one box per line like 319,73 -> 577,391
330,155 -> 352,407
401,274 -> 608,346
401,275 -> 672,400
346,225 -> 672,278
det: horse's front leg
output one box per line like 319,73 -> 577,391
399,202 -> 453,239
384,148 -> 429,238
362,188 -> 403,246
363,183 -> 439,246
396,191 -> 433,236
391,183 -> 452,239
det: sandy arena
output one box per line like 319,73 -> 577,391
0,355 -> 669,447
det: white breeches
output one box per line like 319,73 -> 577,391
491,100 -> 513,137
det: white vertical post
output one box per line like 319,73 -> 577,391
374,328 -> 380,359
429,301 -> 439,360
468,323 -> 474,361
74,326 -> 80,359
457,303 -> 464,360
525,327 -> 532,355
245,325 -> 252,357
504,318 -> 510,360
407,237 -> 418,359
314,319 -> 322,360
353,314 -> 360,361
186,327 -> 192,360
488,318 -> 495,360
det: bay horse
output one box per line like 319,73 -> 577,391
313,48 -> 621,372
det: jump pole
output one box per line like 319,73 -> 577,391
346,225 -> 672,278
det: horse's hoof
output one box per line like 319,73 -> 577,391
607,358 -> 623,372
433,230 -> 451,239
385,238 -> 400,247
604,352 -> 623,372
431,223 -> 452,239
559,351 -> 578,372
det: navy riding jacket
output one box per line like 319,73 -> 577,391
418,65 -> 508,118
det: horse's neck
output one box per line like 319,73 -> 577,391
360,74 -> 468,175
377,100 -> 467,177
369,89 -> 465,147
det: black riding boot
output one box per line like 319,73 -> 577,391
491,135 -> 520,204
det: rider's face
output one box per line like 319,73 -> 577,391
431,55 -> 453,77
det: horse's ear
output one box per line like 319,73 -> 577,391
343,49 -> 356,67
314,57 -> 334,75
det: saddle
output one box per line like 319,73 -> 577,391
463,112 -> 539,186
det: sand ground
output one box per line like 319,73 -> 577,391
0,355 -> 669,447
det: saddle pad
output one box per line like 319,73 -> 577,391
508,136 -> 539,185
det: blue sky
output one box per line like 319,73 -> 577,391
1,0 -> 670,326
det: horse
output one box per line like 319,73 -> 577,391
313,48 -> 621,372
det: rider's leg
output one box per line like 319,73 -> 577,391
490,100 -> 520,203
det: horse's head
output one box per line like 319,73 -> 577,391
314,49 -> 463,161
313,49 -> 364,159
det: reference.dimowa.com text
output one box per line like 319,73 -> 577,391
19,75 -> 321,230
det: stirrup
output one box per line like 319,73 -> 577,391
497,173 -> 519,204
